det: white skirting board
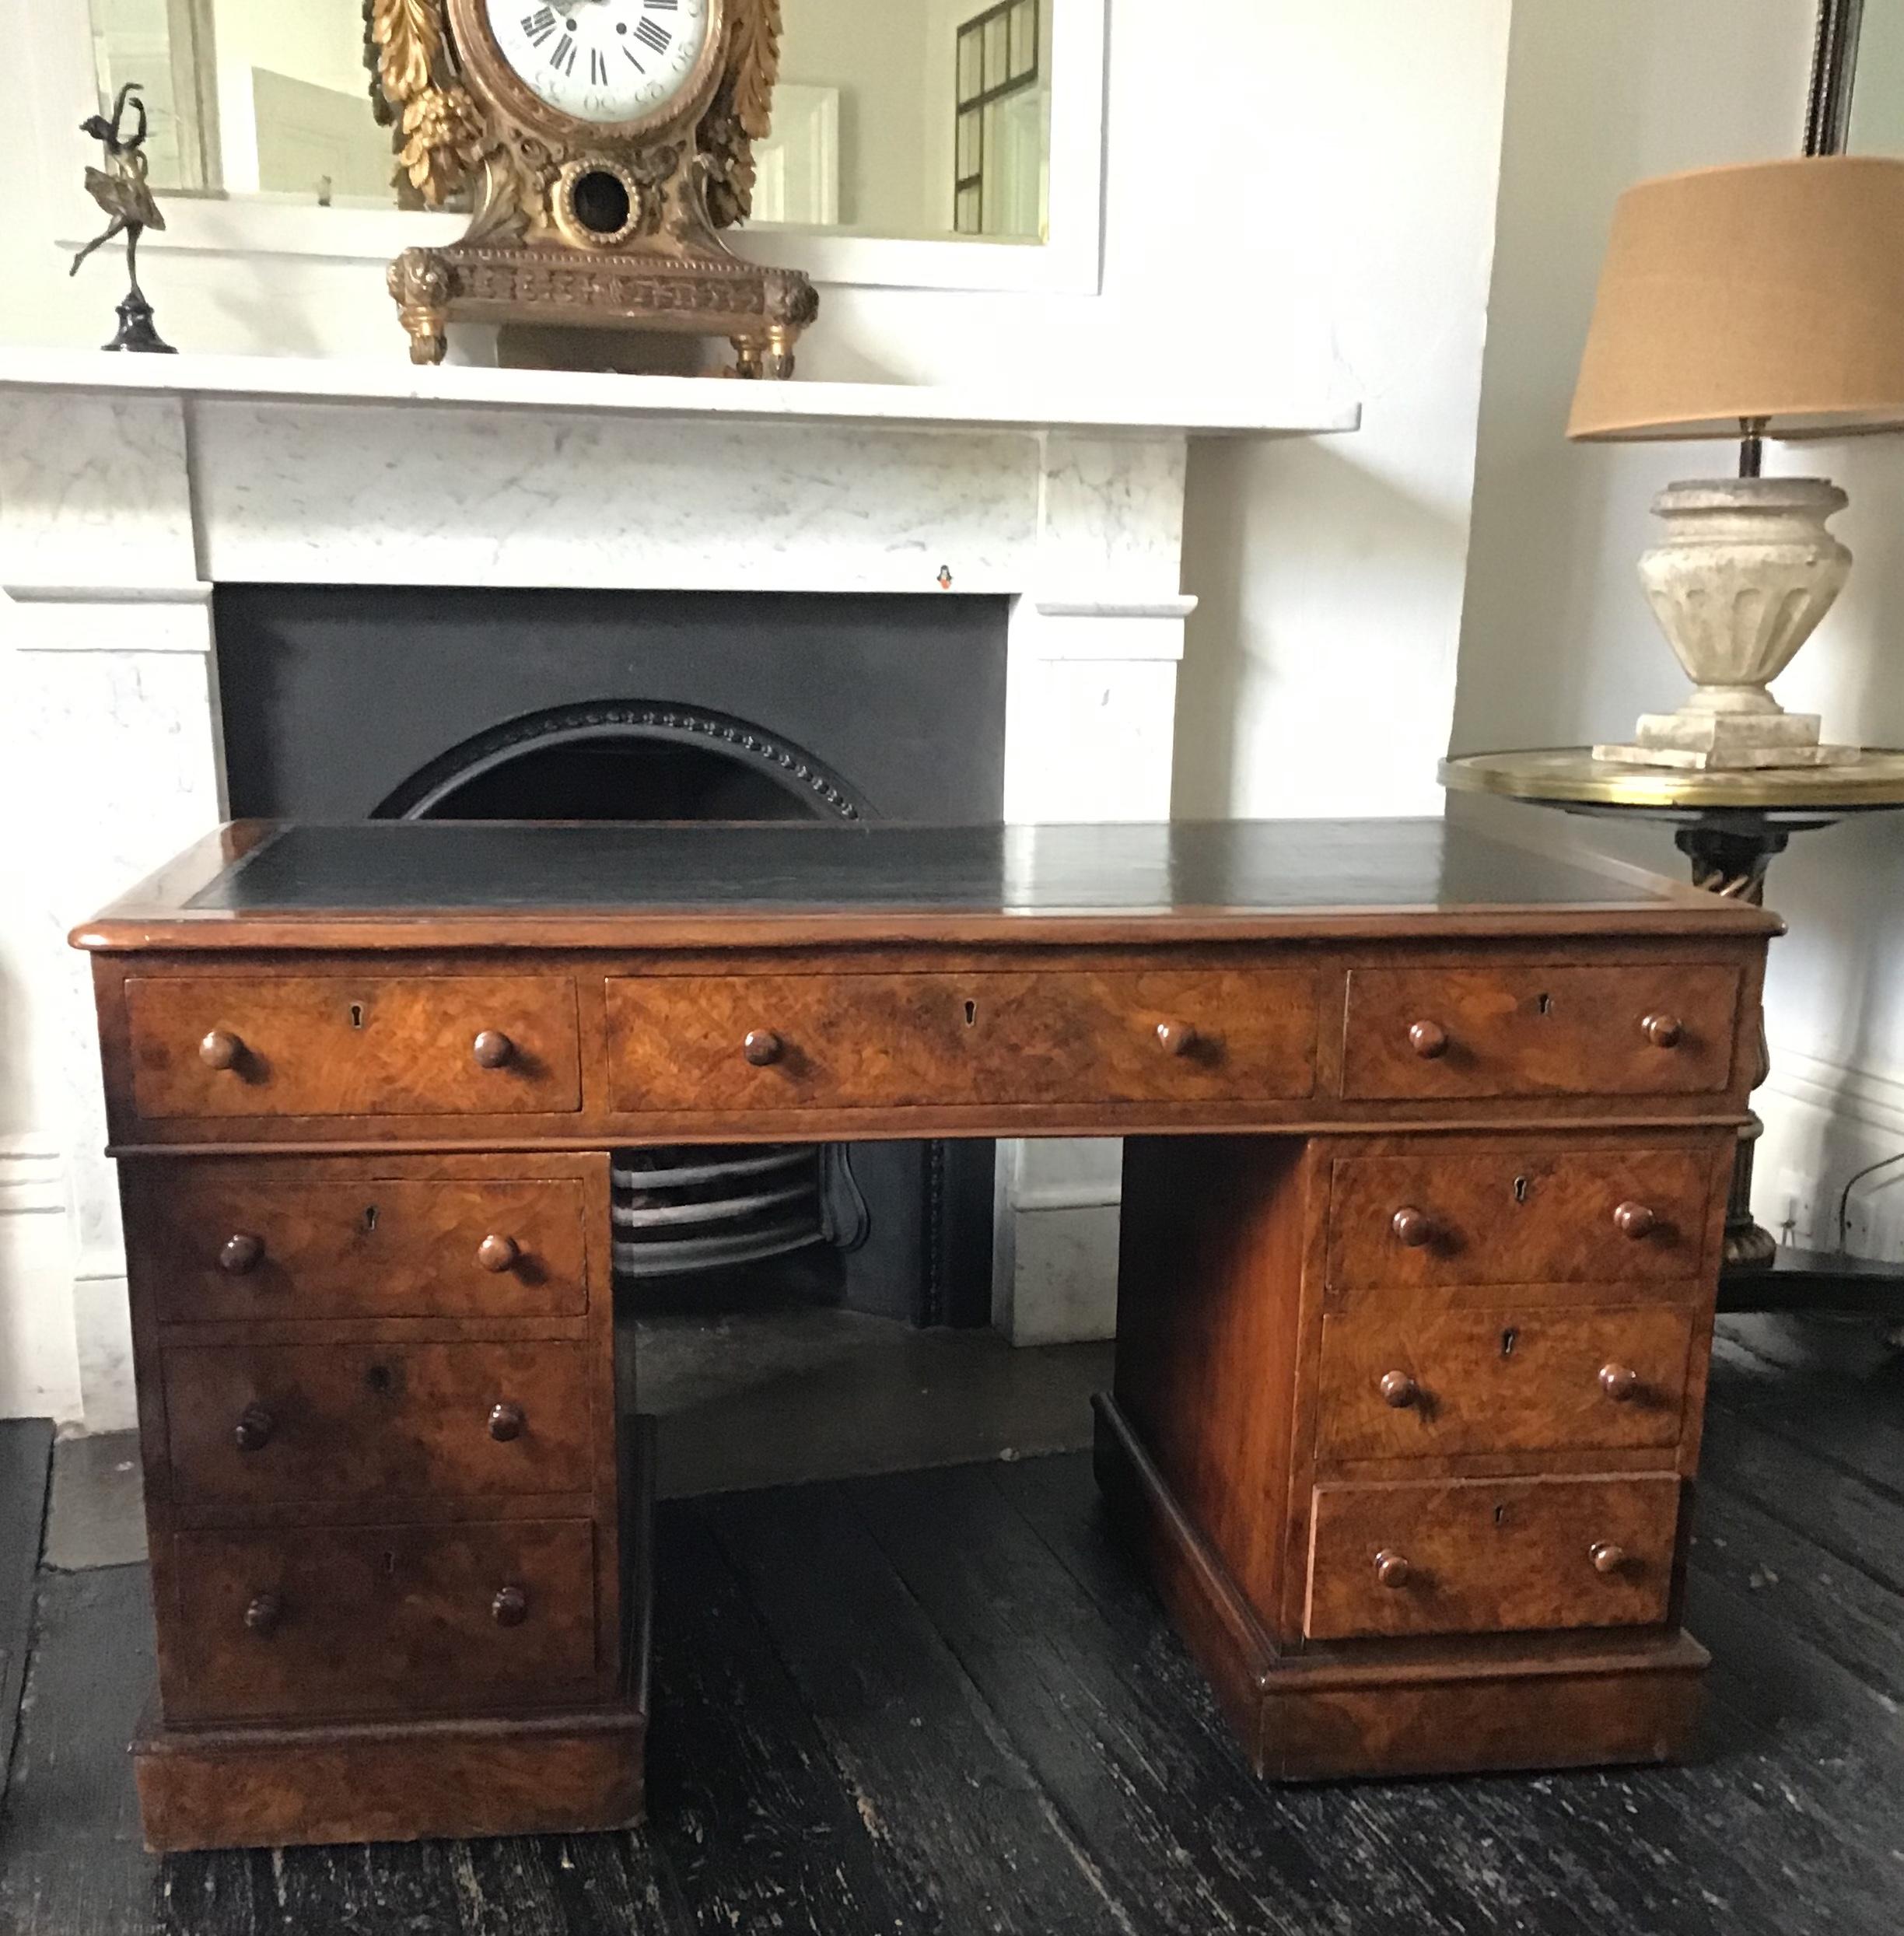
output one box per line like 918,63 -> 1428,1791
0,1136 -> 83,1424
1755,1045 -> 1904,1257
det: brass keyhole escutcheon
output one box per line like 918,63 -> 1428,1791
1536,992 -> 1555,1016
1512,1175 -> 1531,1206
348,1003 -> 365,1030
964,1000 -> 978,1027
362,1204 -> 379,1234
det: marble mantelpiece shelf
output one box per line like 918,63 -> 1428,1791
0,348 -> 1359,439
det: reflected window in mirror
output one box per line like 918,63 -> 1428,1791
951,0 -> 1045,237
84,0 -> 1056,243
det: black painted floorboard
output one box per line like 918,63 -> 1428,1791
0,1418 -> 52,1797
5,1318 -> 1904,1935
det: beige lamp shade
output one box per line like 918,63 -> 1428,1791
1569,155 -> 1904,440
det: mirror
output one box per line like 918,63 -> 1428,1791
85,0 -> 1053,240
1846,3 -> 1904,151
1809,0 -> 1904,154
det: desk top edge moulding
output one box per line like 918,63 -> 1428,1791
369,0 -> 817,373
75,818 -> 1773,1847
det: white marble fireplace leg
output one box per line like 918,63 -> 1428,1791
0,394 -> 222,1429
993,432 -> 1192,1346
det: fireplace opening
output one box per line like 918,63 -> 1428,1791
374,702 -> 871,824
212,583 -> 1007,1329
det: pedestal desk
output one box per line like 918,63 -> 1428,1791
73,819 -> 1776,1851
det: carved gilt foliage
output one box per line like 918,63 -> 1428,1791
700,0 -> 783,228
369,0 -> 484,205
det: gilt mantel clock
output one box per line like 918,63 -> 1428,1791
369,0 -> 817,374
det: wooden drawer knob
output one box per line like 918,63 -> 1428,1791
744,1028 -> 784,1067
476,1234 -> 520,1274
1154,1021 -> 1198,1057
1590,1541 -> 1627,1576
1378,1370 -> 1419,1409
1599,1363 -> 1640,1402
1374,1549 -> 1412,1590
1640,1012 -> 1684,1049
488,1399 -> 526,1443
1390,1206 -> 1436,1248
492,1584 -> 529,1628
198,1028 -> 244,1071
1407,1020 -> 1450,1059
471,1029 -> 516,1070
233,1402 -> 275,1453
1612,1200 -> 1658,1241
244,1591 -> 283,1636
218,1233 -> 265,1276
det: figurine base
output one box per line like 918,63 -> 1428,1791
104,292 -> 176,355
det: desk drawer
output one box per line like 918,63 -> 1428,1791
606,968 -> 1318,1113
164,1341 -> 592,1509
1316,1305 -> 1696,1459
126,975 -> 581,1119
1341,964 -> 1738,1100
1327,1147 -> 1712,1292
168,1519 -> 597,1721
144,1175 -> 588,1324
1304,1474 -> 1680,1640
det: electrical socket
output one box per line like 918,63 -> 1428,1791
1843,1171 -> 1904,1262
1773,1167 -> 1819,1251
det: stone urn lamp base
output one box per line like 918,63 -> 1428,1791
1594,476 -> 1861,772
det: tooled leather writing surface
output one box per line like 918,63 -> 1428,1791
180,819 -> 1710,920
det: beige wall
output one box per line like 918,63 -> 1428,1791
1175,1 -> 1513,819
779,0 -> 933,233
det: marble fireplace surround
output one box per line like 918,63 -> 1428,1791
0,352 -> 1356,1429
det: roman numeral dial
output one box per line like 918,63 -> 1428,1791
486,0 -> 711,125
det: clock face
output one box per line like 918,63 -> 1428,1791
485,0 -> 712,125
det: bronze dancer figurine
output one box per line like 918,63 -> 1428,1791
72,82 -> 175,353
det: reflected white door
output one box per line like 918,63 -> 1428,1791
751,82 -> 841,226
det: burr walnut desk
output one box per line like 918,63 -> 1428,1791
73,818 -> 1776,1851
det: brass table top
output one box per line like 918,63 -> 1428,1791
1441,747 -> 1904,814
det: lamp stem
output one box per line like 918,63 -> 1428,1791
1739,415 -> 1767,479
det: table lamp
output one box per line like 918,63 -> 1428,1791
1570,156 -> 1904,768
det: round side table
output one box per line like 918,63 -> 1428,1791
1440,748 -> 1904,1314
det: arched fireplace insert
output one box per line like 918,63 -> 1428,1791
373,701 -> 871,824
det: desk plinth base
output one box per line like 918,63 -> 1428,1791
1091,1395 -> 1706,1783
133,1699 -> 648,1852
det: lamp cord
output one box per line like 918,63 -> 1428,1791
1836,1150 -> 1904,1252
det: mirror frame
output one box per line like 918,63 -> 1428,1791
28,0 -> 1107,296
1807,0 -> 1864,155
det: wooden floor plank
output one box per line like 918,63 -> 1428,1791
1682,1562 -> 1904,1920
642,1497 -> 912,1936
1700,1407 -> 1904,1595
0,1417 -> 52,1793
705,1478 -> 1140,1936
1709,1326 -> 1904,1499
1692,1474 -> 1904,1707
853,1458 -> 1539,1936
0,1566 -> 162,1936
